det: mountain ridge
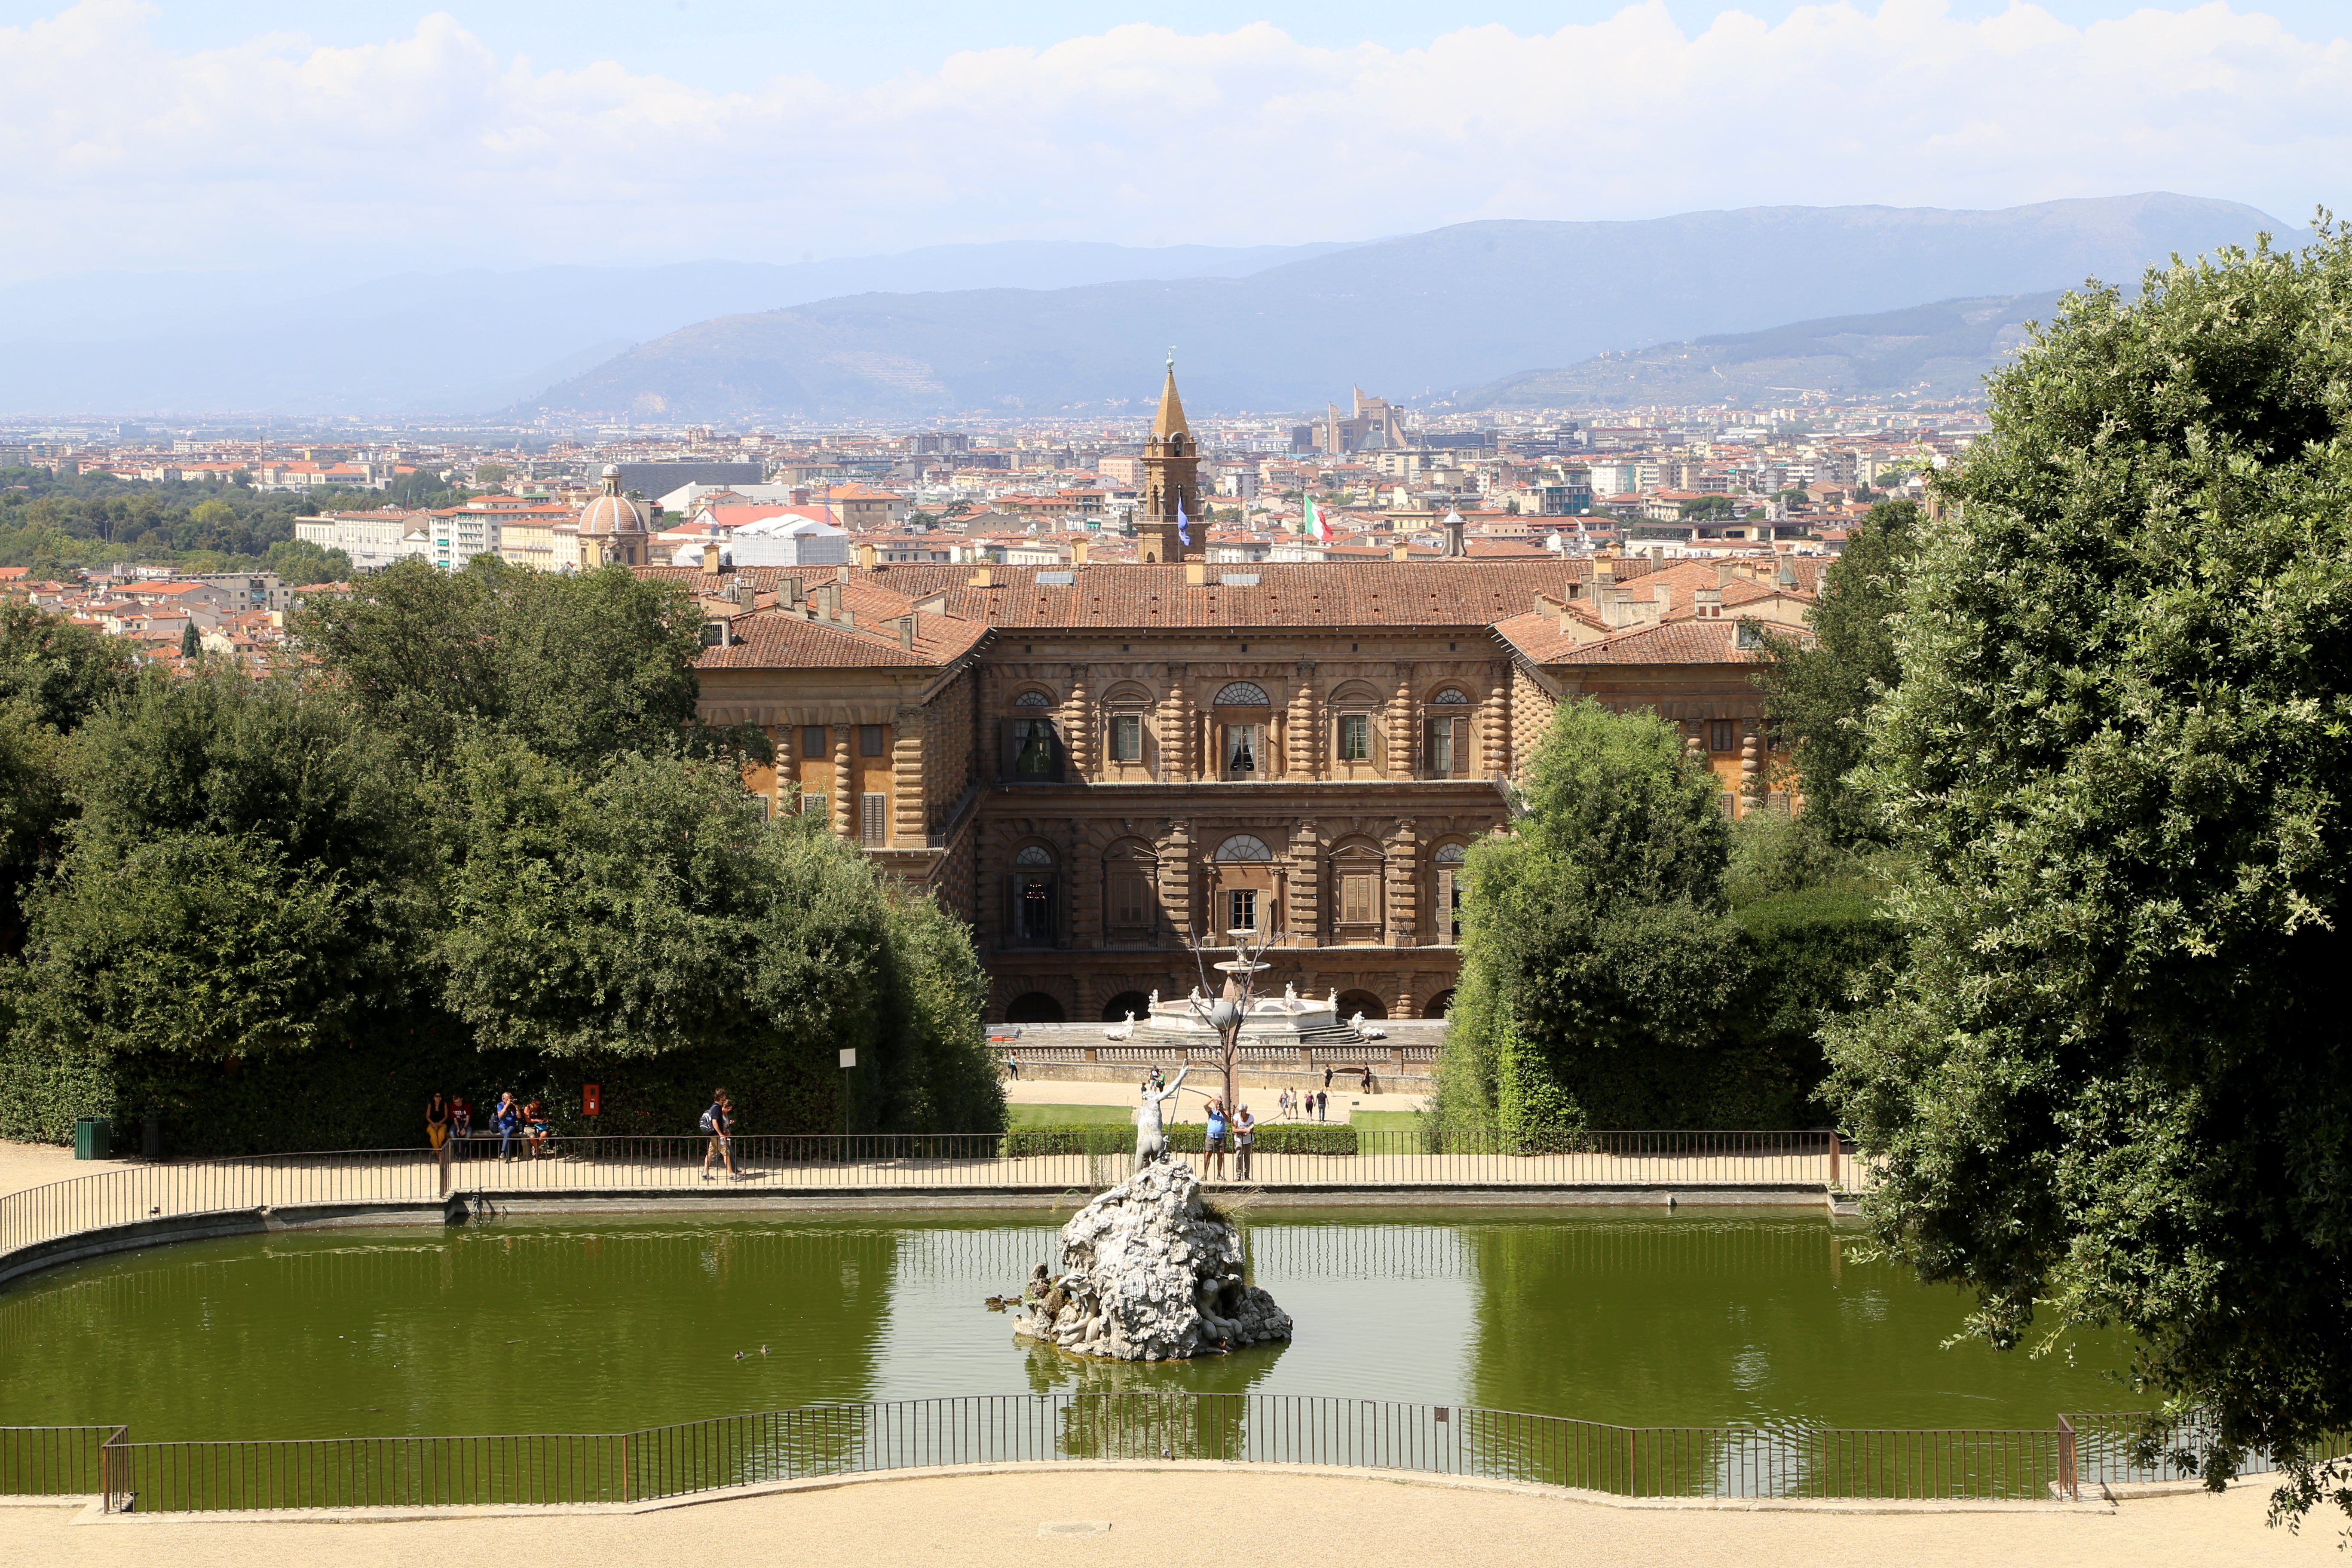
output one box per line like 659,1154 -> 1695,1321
528,194 -> 2290,421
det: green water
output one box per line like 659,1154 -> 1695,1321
0,1209 -> 2130,1440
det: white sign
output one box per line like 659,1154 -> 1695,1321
839,1048 -> 857,1069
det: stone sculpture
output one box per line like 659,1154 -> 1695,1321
1014,1160 -> 1291,1361
1134,1065 -> 1188,1170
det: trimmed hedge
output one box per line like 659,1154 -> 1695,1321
1001,1123 -> 1359,1158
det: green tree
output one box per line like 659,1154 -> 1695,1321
0,601 -> 137,731
1436,700 -> 1745,1132
436,738 -> 1001,1136
294,557 -> 707,768
178,621 -> 201,660
1753,500 -> 1924,850
473,462 -> 509,487
1826,229 -> 2352,1520
1678,495 -> 1736,521
265,537 -> 354,585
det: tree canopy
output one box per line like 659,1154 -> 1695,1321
1826,228 -> 2352,1518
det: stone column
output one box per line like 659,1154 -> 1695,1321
1482,672 -> 1510,779
1288,666 -> 1317,780
831,723 -> 854,839
892,707 -> 925,845
1386,818 -> 1418,948
1063,668 -> 1093,781
1393,977 -> 1418,1020
1161,819 -> 1194,943
1159,665 -> 1191,782
1289,819 -> 1322,948
1074,827 -> 1103,950
1387,665 -> 1416,779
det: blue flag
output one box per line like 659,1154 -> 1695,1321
1176,499 -> 1191,547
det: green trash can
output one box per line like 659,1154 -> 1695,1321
73,1117 -> 110,1160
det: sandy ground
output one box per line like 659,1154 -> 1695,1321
1002,1076 -> 1433,1121
0,1138 -> 74,1202
1,1467 -> 2342,1568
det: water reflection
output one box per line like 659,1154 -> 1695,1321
0,1207 -> 2127,1442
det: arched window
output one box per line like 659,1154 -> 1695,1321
1010,845 -> 1057,945
1214,681 -> 1270,706
1431,688 -> 1471,704
1426,691 -> 1472,778
1016,845 -> 1054,867
1014,690 -> 1052,707
1433,842 -> 1467,944
1214,834 -> 1272,862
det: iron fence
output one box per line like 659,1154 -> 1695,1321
2057,1412 -> 2352,1494
0,1424 -> 114,1498
0,1395 -> 2166,1513
0,1130 -> 1874,1286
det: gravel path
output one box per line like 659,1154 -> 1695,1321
0,1467 -> 2337,1567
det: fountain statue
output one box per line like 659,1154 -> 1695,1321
1134,1066 -> 1189,1170
1014,1160 -> 1292,1361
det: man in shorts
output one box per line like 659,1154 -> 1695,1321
700,1089 -> 737,1179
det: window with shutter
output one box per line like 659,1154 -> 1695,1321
1342,874 -> 1374,925
802,793 -> 829,823
1437,869 -> 1459,943
1110,713 -> 1142,762
1225,723 -> 1260,777
801,725 -> 827,758
1112,874 -> 1148,927
1011,718 -> 1057,778
1709,719 -> 1736,753
1429,717 -> 1456,776
860,793 -> 887,844
1228,889 -> 1258,932
859,725 -> 885,756
1338,713 -> 1369,761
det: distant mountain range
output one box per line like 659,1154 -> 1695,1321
0,240 -> 1358,418
1456,292 -> 2070,409
0,193 -> 2294,420
528,194 -> 2288,423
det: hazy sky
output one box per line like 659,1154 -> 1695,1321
1,0 -> 2344,285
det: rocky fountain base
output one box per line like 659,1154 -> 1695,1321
1014,1160 -> 1292,1361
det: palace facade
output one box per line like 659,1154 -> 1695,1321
657,368 -> 1813,1023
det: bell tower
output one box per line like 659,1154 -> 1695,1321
1136,356 -> 1204,564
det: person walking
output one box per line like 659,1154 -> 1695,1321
1203,1097 -> 1228,1182
425,1093 -> 448,1151
700,1088 -> 737,1180
490,1092 -> 523,1161
1324,1065 -> 1334,1090
1316,1089 -> 1328,1123
1233,1106 -> 1256,1181
1005,1050 -> 1020,1080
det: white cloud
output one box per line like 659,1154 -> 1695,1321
0,0 -> 2343,282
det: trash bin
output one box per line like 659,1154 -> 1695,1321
141,1115 -> 162,1161
74,1117 -> 111,1160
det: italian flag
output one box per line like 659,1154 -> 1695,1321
1302,494 -> 1333,542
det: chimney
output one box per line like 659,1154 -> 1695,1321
1442,509 -> 1466,557
817,582 -> 842,620
784,576 -> 804,608
1070,536 -> 1089,567
1694,586 -> 1723,619
857,540 -> 878,571
1390,541 -> 1412,561
701,542 -> 723,573
968,565 -> 994,588
731,577 -> 753,609
1184,561 -> 1207,586
898,615 -> 916,650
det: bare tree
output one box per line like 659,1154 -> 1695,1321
1180,922 -> 1282,1127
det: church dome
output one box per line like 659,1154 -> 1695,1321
580,463 -> 650,536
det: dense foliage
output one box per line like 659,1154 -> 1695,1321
1754,499 -> 1925,851
1434,701 -> 1897,1133
0,567 -> 1000,1152
1825,229 -> 2352,1519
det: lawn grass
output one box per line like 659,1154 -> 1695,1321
1347,1110 -> 1427,1131
1004,1102 -> 1135,1127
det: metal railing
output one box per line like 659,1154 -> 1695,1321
0,1130 -> 1873,1284
1009,1043 -> 1438,1066
0,1395 -> 2177,1513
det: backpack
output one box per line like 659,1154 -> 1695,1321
699,1105 -> 720,1134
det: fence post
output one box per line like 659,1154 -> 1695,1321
1827,1131 -> 1840,1188
2057,1415 -> 2076,1501
438,1137 -> 452,1198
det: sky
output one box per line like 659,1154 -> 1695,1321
0,0 -> 2346,286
